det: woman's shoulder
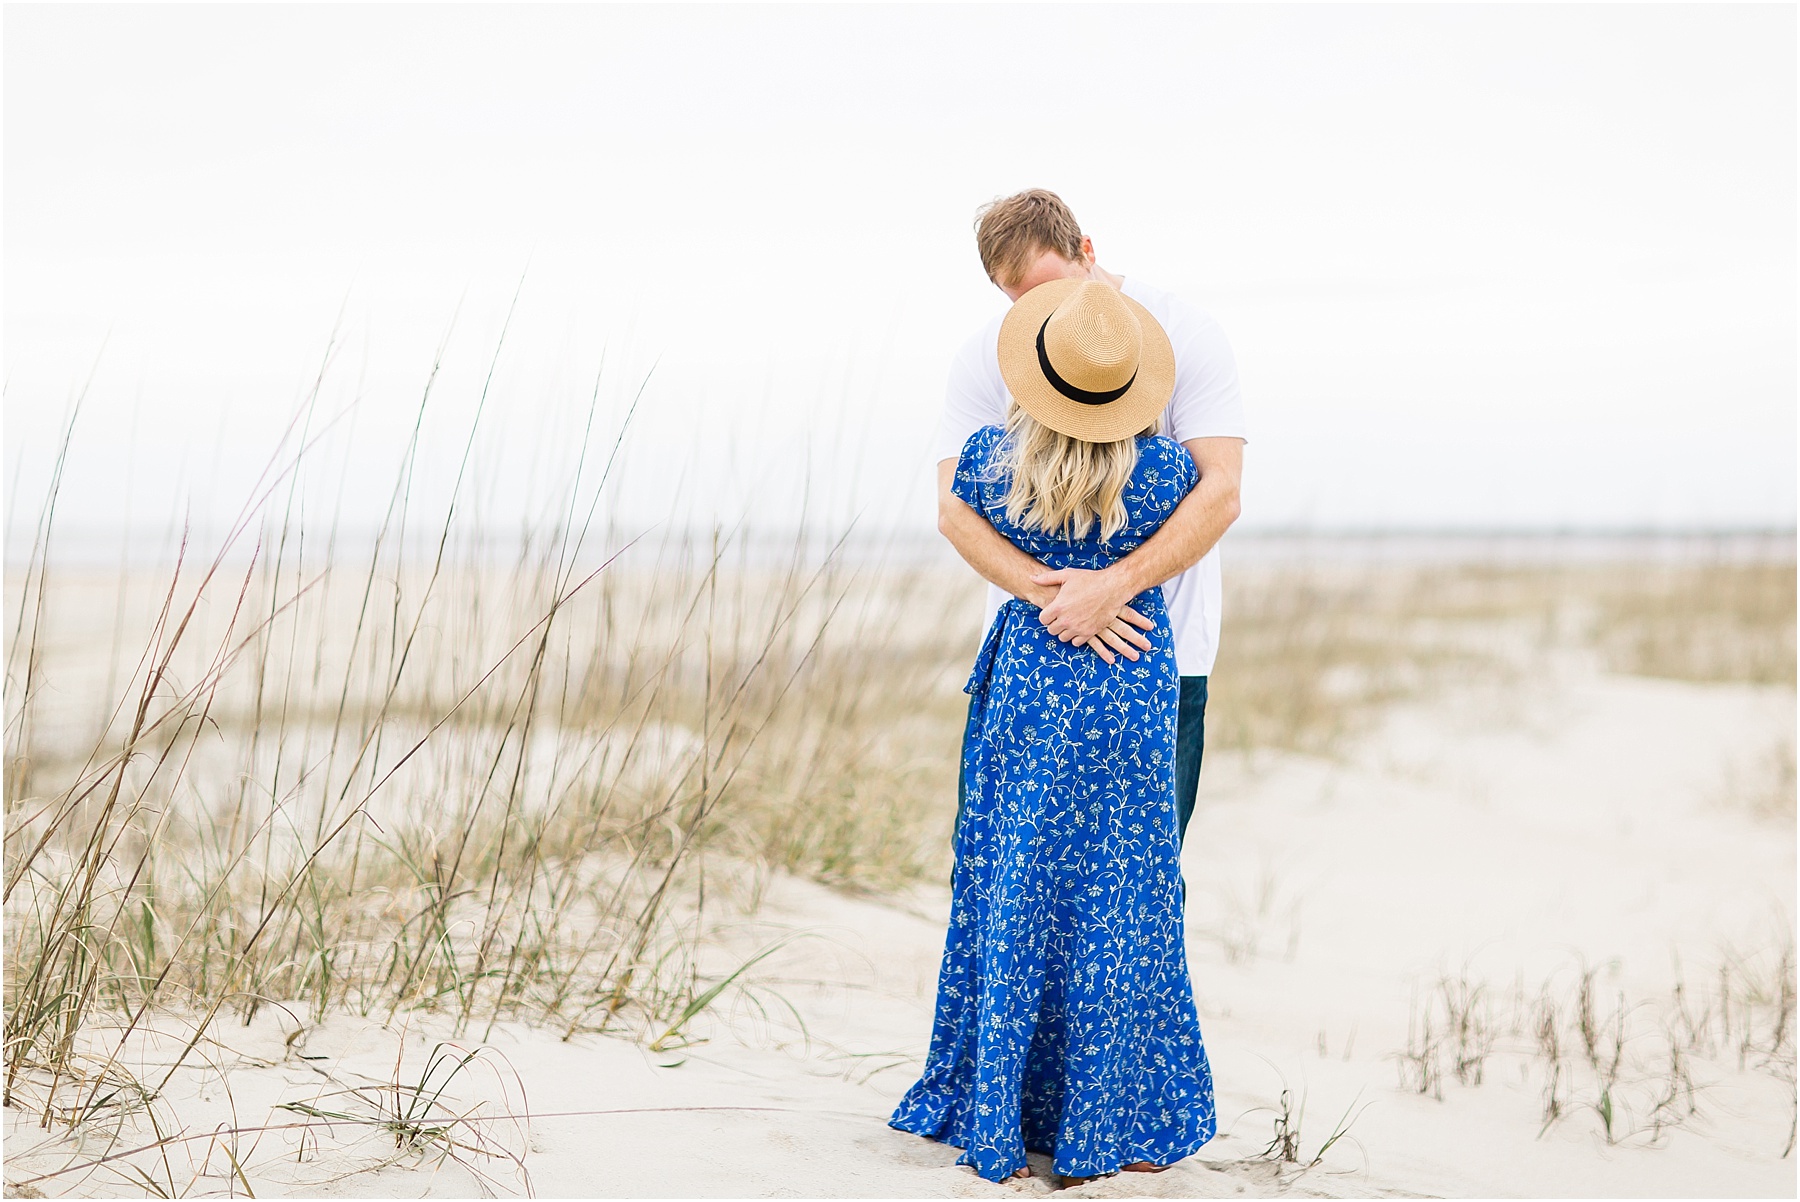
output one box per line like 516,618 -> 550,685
962,424 -> 1005,457
1134,433 -> 1198,489
1137,432 -> 1192,468
956,424 -> 1007,474
952,425 -> 1008,508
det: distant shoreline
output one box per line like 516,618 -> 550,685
13,524 -> 1796,572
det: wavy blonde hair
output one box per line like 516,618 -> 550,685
994,403 -> 1158,542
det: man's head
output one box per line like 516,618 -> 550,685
975,189 -> 1098,302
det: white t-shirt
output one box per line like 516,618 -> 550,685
931,277 -> 1247,677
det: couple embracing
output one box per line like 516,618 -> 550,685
889,189 -> 1246,1187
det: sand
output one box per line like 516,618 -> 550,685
5,648 -> 1794,1198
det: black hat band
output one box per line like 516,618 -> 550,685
1036,315 -> 1138,406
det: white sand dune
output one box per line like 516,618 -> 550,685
5,652 -> 1794,1198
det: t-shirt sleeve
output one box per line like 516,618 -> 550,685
930,322 -> 1007,464
951,426 -> 1000,512
1161,301 -> 1248,446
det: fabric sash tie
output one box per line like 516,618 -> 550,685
964,598 -> 1033,725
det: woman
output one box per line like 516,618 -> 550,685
890,279 -> 1216,1186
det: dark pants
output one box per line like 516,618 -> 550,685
954,674 -> 1209,846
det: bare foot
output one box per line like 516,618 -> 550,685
1056,1174 -> 1096,1189
1010,1167 -> 1031,1180
1121,1161 -> 1169,1173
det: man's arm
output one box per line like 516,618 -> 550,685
937,459 -> 1154,664
1034,437 -> 1244,644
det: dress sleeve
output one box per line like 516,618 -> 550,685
1148,436 -> 1200,504
951,426 -> 1000,513
1175,438 -> 1201,496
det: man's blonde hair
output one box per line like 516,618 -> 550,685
994,403 -> 1157,543
975,189 -> 1086,288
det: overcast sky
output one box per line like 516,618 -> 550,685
7,4 -> 1795,549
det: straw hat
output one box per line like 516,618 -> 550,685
997,278 -> 1175,443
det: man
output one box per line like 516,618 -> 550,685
934,188 -> 1245,845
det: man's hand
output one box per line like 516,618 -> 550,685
1033,566 -> 1154,663
1081,610 -> 1156,665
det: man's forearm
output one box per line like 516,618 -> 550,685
939,494 -> 1056,608
1111,467 -> 1241,595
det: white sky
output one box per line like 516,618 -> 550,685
7,3 -> 1796,548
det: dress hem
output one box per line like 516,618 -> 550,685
888,1112 -> 1216,1184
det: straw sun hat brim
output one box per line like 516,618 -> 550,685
996,278 -> 1176,444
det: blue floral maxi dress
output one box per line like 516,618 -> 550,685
889,425 -> 1217,1182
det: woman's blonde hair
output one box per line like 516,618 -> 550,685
994,403 -> 1157,542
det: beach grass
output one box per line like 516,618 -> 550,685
4,367 -> 1792,1188
1211,556 -> 1796,758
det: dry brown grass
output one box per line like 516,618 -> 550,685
4,549 -> 977,1067
1212,556 -> 1795,757
3,361 -> 986,1150
1593,562 -> 1795,686
1395,942 -> 1796,1152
